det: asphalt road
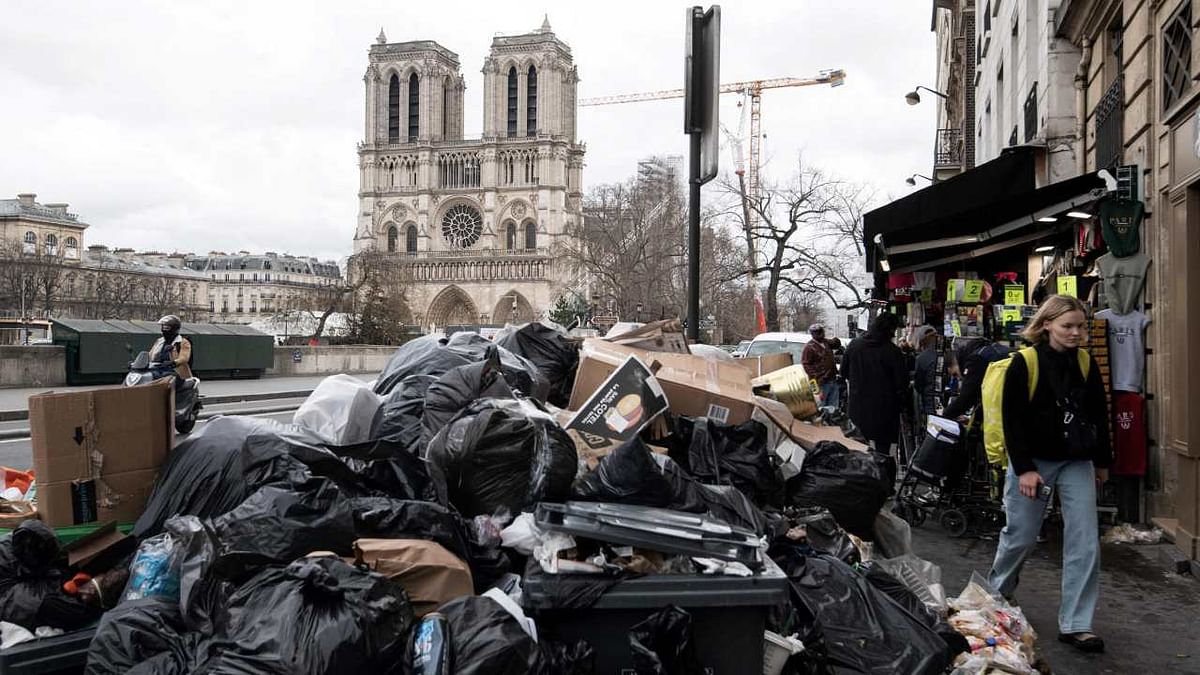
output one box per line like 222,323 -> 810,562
0,401 -> 301,471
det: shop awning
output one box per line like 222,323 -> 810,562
863,147 -> 1112,273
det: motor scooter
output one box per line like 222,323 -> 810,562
124,351 -> 202,433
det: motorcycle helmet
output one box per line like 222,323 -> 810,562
159,315 -> 182,336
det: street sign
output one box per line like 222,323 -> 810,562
685,5 -> 720,183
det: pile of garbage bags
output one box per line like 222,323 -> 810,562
0,320 -> 988,673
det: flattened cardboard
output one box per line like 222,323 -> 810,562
733,353 -> 793,378
64,521 -> 137,572
29,380 -> 172,527
571,339 -> 756,425
603,319 -> 691,354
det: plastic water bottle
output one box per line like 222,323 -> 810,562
411,612 -> 451,675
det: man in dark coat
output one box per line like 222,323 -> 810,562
842,312 -> 908,450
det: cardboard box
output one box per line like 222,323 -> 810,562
571,339 -> 756,425
732,353 -> 793,378
64,521 -> 137,573
29,380 -> 173,527
603,319 -> 691,354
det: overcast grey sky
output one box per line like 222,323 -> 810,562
0,1 -> 937,263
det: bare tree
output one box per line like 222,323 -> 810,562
786,181 -> 876,313
344,251 -> 414,344
560,175 -> 688,321
0,240 -> 68,318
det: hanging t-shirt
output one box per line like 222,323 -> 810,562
1096,252 -> 1150,315
1077,221 -> 1105,257
1096,309 -> 1150,392
1112,392 -> 1147,476
1099,199 -> 1145,258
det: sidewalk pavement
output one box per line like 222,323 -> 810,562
912,521 -> 1200,674
0,373 -> 373,412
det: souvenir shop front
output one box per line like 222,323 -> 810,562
863,147 -> 1152,524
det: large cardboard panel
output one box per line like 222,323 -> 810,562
1176,454 -> 1200,560
732,353 -> 793,378
29,380 -> 172,527
571,340 -> 756,425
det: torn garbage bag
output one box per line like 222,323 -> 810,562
196,556 -> 414,675
433,594 -> 543,675
421,348 -> 514,447
628,605 -> 707,675
779,506 -> 859,564
786,441 -> 891,540
424,398 -> 576,518
495,322 -> 579,408
374,333 -> 549,402
773,552 -> 953,675
370,373 -> 438,452
859,562 -> 968,665
209,484 -> 356,577
0,521 -> 97,631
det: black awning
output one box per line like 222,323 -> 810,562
863,147 -> 1107,272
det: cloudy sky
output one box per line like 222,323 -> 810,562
1,1 -> 936,263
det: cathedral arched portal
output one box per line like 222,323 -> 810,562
492,290 -> 534,326
427,285 -> 478,328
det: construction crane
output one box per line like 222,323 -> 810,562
580,70 -> 846,332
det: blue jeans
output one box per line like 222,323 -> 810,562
820,380 -> 840,410
988,459 -> 1100,634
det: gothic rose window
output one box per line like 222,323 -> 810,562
441,204 -> 483,248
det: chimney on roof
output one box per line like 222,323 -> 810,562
17,193 -> 35,208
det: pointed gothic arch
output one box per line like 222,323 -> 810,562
387,74 -> 400,143
427,285 -> 478,328
492,290 -> 534,326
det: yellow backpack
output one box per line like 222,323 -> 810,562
980,346 -> 1091,467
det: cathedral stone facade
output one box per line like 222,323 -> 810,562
353,18 -> 585,330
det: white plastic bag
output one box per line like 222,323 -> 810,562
292,374 -> 382,445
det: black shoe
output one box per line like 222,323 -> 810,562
1058,632 -> 1105,653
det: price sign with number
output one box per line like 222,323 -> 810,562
951,320 -> 962,336
1057,275 -> 1078,298
1004,284 -> 1025,305
963,280 -> 984,303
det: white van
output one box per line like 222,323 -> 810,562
744,332 -> 812,364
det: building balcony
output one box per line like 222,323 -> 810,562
933,128 -> 965,170
1094,77 -> 1123,172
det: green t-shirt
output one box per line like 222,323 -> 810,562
1099,199 -> 1144,258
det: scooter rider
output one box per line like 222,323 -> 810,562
149,315 -> 193,383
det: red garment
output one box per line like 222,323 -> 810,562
1111,393 -> 1146,476
887,272 -> 916,290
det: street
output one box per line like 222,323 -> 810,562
914,521 -> 1200,674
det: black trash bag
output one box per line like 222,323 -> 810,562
537,638 -> 596,675
209,484 -> 356,577
348,497 -> 511,594
370,374 -> 439,451
0,520 -> 98,631
627,605 -> 706,675
374,333 -> 549,402
424,398 -> 576,518
197,556 -> 414,675
134,416 -> 271,538
773,552 -> 953,675
495,322 -> 579,408
777,506 -> 860,564
421,349 -> 514,448
786,441 -> 891,540
572,438 -> 773,535
435,595 -> 542,675
666,416 -> 781,506
859,562 -> 969,665
325,438 -> 439,502
85,597 -> 205,675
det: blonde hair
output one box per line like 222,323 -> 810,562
1021,294 -> 1089,344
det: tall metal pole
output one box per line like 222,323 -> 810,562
688,132 -> 702,343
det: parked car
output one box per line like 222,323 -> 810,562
744,332 -> 812,364
730,340 -> 752,358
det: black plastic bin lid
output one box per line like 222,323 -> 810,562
535,501 -> 763,569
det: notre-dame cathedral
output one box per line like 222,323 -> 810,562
353,17 -> 586,329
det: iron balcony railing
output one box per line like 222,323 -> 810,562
934,128 -> 964,168
1023,82 -> 1038,143
1095,77 -> 1124,171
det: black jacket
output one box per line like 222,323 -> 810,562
1001,343 -> 1113,475
842,333 -> 908,445
913,346 -> 939,415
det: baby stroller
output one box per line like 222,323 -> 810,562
894,413 -> 1006,538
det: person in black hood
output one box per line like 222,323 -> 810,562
842,312 -> 908,452
943,336 -> 1010,422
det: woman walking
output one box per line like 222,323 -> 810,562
989,295 -> 1111,653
